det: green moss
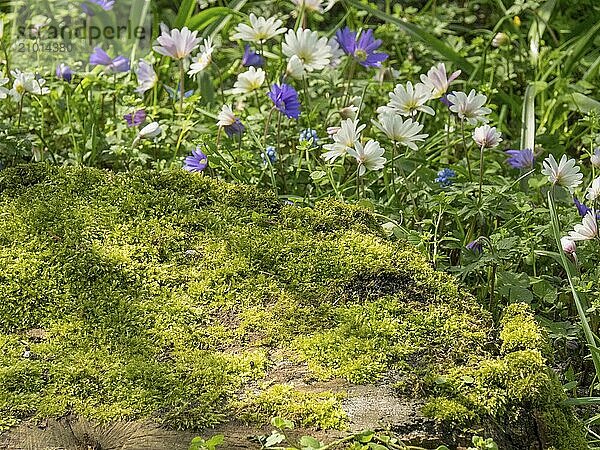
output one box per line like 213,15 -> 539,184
0,165 -> 586,447
423,304 -> 586,449
235,384 -> 347,430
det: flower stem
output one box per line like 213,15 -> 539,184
461,119 -> 473,181
178,59 -> 185,115
477,143 -> 485,205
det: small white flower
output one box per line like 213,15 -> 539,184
9,70 -> 49,102
492,32 -> 510,48
568,212 -> 598,241
472,124 -> 502,148
286,55 -> 306,79
381,81 -> 435,117
373,114 -> 428,151
340,104 -> 358,120
0,77 -> 8,100
232,13 -> 287,43
347,139 -> 387,176
230,66 -> 265,95
591,148 -> 600,168
292,0 -> 324,12
133,121 -> 162,146
322,118 -> 365,163
217,105 -> 237,127
541,154 -> 583,193
419,63 -> 461,99
153,25 -> 201,60
188,37 -> 216,76
282,28 -> 332,72
135,60 -> 158,94
447,90 -> 491,125
561,236 -> 577,254
587,177 -> 600,202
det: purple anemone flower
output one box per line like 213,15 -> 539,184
268,83 -> 300,119
56,64 -> 73,82
89,47 -> 130,73
335,27 -> 388,68
224,119 -> 245,138
242,44 -> 264,67
184,147 -> 209,172
440,94 -> 452,107
124,109 -> 146,127
466,239 -> 483,254
505,148 -> 535,169
573,197 -> 600,219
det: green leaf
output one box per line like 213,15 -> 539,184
343,0 -> 474,74
187,7 -> 239,31
265,431 -> 286,447
271,417 -> 294,430
174,0 -> 196,28
299,435 -> 323,449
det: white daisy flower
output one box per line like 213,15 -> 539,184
447,90 -> 491,125
347,139 -> 387,176
372,114 -> 428,151
568,212 -> 598,241
419,63 -> 461,98
541,154 -> 583,193
153,25 -> 201,60
322,118 -> 365,163
587,177 -> 600,202
135,60 -> 158,94
292,0 -> 323,12
472,124 -> 502,149
230,67 -> 265,94
9,70 -> 49,102
282,28 -> 332,72
188,37 -> 216,76
381,81 -> 435,117
217,105 -> 237,127
232,13 -> 287,43
286,55 -> 306,79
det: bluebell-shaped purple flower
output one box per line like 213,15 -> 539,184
184,147 -> 208,172
56,64 -> 73,82
89,47 -> 130,72
124,109 -> 146,127
335,27 -> 388,68
435,168 -> 456,187
242,44 -> 264,67
573,197 -> 600,219
268,83 -> 300,119
505,148 -> 534,169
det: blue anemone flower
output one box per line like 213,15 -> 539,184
55,64 -> 73,82
435,168 -> 456,187
335,27 -> 388,68
466,239 -> 483,255
184,147 -> 209,172
505,148 -> 535,169
242,44 -> 264,67
268,83 -> 300,119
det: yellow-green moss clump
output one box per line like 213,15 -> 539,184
0,165 -> 586,448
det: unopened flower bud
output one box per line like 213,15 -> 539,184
561,236 -> 576,255
591,148 -> 600,168
492,32 -> 510,48
340,105 -> 358,120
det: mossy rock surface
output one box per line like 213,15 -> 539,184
0,165 -> 586,449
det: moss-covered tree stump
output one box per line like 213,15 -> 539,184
0,165 -> 586,449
